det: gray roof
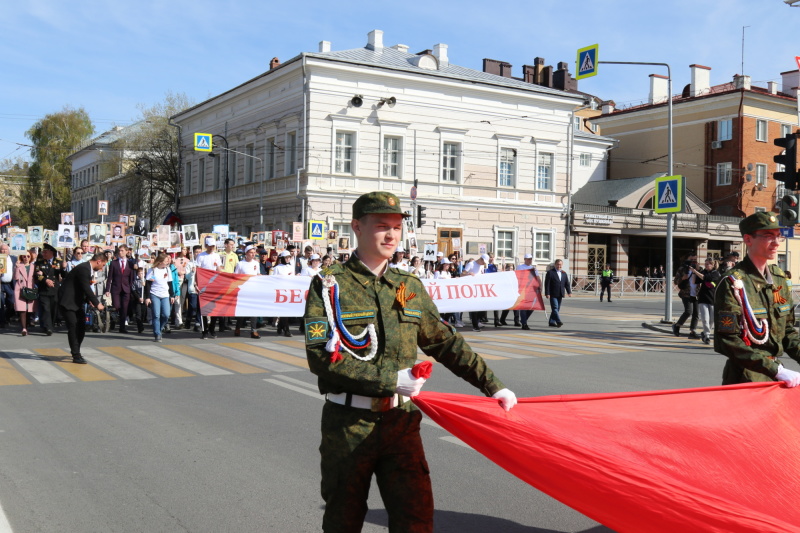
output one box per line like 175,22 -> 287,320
308,46 -> 582,100
572,176 -> 659,205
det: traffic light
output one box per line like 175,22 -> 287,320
780,194 -> 799,227
774,133 -> 798,190
416,204 -> 427,228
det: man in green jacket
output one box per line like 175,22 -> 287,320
304,191 -> 517,533
714,211 -> 800,386
600,263 -> 614,302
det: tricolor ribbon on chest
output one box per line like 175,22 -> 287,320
728,275 -> 769,346
321,274 -> 378,363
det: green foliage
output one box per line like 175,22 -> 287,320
22,106 -> 94,228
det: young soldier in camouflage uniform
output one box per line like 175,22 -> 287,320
304,191 -> 517,533
714,211 -> 800,387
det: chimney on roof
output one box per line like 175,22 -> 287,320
553,61 -> 577,91
392,44 -> 409,53
270,57 -> 281,70
367,30 -> 384,52
602,101 -> 616,114
432,43 -> 449,68
733,74 -> 751,90
781,70 -> 800,98
649,74 -> 669,104
319,41 -> 331,53
689,64 -> 711,97
483,58 -> 513,78
768,81 -> 778,95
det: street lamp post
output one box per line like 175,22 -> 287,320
208,134 -> 229,225
135,157 -> 155,231
208,135 -> 262,230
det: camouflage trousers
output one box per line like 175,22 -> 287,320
319,401 -> 434,533
722,359 -> 777,385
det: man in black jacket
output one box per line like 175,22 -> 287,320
58,253 -> 107,364
34,244 -> 64,335
544,259 -> 572,328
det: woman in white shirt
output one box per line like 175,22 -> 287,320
408,256 -> 425,278
272,250 -> 294,337
144,253 -> 175,342
300,253 -> 322,277
234,245 -> 262,339
434,258 -> 452,279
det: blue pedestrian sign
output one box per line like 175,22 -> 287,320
653,175 -> 685,214
780,227 -> 795,238
576,44 -> 599,80
194,133 -> 212,152
308,220 -> 325,240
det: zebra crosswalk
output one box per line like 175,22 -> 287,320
0,327 -> 701,387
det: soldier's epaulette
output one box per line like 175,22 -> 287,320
769,264 -> 786,279
389,266 -> 415,278
726,269 -> 744,281
320,264 -> 344,277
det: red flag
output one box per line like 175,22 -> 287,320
413,384 -> 800,532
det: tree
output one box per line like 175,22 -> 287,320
22,106 -> 94,228
115,91 -> 193,229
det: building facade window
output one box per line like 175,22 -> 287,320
718,119 -> 732,141
382,136 -> 401,177
442,142 -> 460,182
266,137 -> 276,180
754,206 -> 766,212
781,124 -> 792,138
534,232 -> 552,262
184,161 -> 192,196
499,148 -> 516,187
286,131 -> 297,175
245,143 -> 255,183
756,119 -> 768,142
776,181 -> 786,201
573,117 -> 581,132
495,230 -> 514,260
537,152 -> 554,190
579,153 -> 592,167
335,131 -> 354,174
332,222 -> 357,249
228,151 -> 237,187
756,163 -> 767,187
213,155 -> 221,190
716,162 -> 732,186
198,158 -> 205,193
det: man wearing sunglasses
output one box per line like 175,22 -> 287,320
714,211 -> 800,386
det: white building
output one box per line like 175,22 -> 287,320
172,30 -> 614,265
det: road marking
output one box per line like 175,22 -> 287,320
272,374 -> 318,391
0,355 -> 32,385
0,496 -> 12,533
4,350 -> 74,384
98,347 -> 193,378
264,378 -> 323,399
128,345 -> 233,376
168,345 -> 267,374
439,436 -> 473,449
34,348 -> 117,381
79,348 -> 156,380
205,344 -> 300,372
224,342 -> 310,369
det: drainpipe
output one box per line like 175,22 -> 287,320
565,102 -> 591,266
296,54 -> 308,231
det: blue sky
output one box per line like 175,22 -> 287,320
1,0 -> 797,162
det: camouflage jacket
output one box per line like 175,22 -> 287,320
304,254 -> 505,404
713,255 -> 800,381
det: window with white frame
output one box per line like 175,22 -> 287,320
184,161 -> 192,196
495,230 -> 514,260
266,137 -> 276,180
756,119 -> 768,142
286,131 -> 297,175
716,162 -> 732,186
245,143 -> 255,183
499,148 -> 516,187
781,124 -> 792,138
382,136 -> 401,177
718,119 -> 732,141
537,152 -> 554,190
534,232 -> 552,262
756,163 -> 767,187
228,151 -> 237,187
198,158 -> 205,193
332,222 -> 357,249
776,181 -> 786,201
335,131 -> 354,174
573,116 -> 581,132
754,206 -> 766,212
213,155 -> 221,190
442,142 -> 460,182
579,153 -> 592,167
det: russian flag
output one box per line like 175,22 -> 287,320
0,211 -> 10,227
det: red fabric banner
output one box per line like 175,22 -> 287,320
412,383 -> 800,533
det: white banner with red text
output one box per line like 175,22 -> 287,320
197,268 -> 544,317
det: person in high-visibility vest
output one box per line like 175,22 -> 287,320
600,264 -> 614,302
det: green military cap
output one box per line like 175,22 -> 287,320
352,191 -> 411,220
739,211 -> 781,235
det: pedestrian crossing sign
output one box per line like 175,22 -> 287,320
308,220 -> 325,240
653,175 -> 685,214
194,133 -> 212,152
576,44 -> 599,80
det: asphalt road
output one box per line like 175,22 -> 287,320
0,295 -> 777,532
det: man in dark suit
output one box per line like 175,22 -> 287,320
544,259 -> 571,328
58,252 -> 107,364
105,244 -> 135,333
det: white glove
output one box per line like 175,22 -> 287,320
775,365 -> 800,387
396,368 -> 426,397
492,388 -> 517,411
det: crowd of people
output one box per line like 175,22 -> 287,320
0,235 -> 555,344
